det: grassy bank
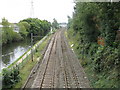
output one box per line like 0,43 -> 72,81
0,34 -> 52,89
66,29 -> 120,88
12,34 -> 51,89
7,35 -> 47,69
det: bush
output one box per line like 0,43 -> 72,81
12,32 -> 23,42
67,2 -> 120,88
2,66 -> 21,89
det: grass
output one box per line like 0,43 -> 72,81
12,35 -> 51,89
8,36 -> 48,69
13,58 -> 37,88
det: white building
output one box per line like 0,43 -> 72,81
13,23 -> 19,33
59,23 -> 67,27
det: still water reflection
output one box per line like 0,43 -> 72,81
2,38 -> 31,69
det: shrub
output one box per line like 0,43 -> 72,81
2,66 -> 21,89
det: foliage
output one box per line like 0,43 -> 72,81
52,18 -> 59,29
18,22 -> 29,38
72,2 -> 120,45
1,18 -> 51,89
67,16 -> 73,29
1,18 -> 22,44
96,2 -> 120,46
68,2 -> 120,88
13,35 -> 50,88
2,66 -> 21,89
1,18 -> 51,45
12,32 -> 23,42
20,18 -> 51,37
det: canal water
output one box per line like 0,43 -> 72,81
2,38 -> 31,69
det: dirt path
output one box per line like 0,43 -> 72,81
22,28 -> 90,89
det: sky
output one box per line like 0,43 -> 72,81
0,0 -> 75,23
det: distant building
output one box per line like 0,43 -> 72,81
13,23 -> 19,33
59,23 -> 67,27
0,25 -> 3,28
0,23 -> 19,33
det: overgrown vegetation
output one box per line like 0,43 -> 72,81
2,66 -> 21,89
67,2 -> 120,88
1,18 -> 51,45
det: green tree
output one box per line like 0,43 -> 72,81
52,18 -> 59,29
2,18 -> 14,43
67,16 -> 72,29
2,18 -> 22,44
20,18 -> 51,36
73,3 -> 100,43
18,22 -> 29,38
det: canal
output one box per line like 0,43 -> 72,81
2,38 -> 31,69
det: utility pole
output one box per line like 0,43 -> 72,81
31,32 -> 44,61
31,33 -> 33,61
0,25 -> 2,76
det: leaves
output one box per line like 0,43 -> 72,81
20,18 -> 51,36
2,66 -> 21,89
68,2 -> 120,88
52,18 -> 59,29
2,18 -> 22,44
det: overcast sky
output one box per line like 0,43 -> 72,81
0,0 -> 75,23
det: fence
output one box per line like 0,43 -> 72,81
9,35 -> 47,70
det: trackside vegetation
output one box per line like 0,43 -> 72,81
67,2 -> 120,88
13,35 -> 51,89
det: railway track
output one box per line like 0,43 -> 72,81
22,28 -> 90,89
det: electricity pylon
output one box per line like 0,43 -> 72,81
30,0 -> 34,18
